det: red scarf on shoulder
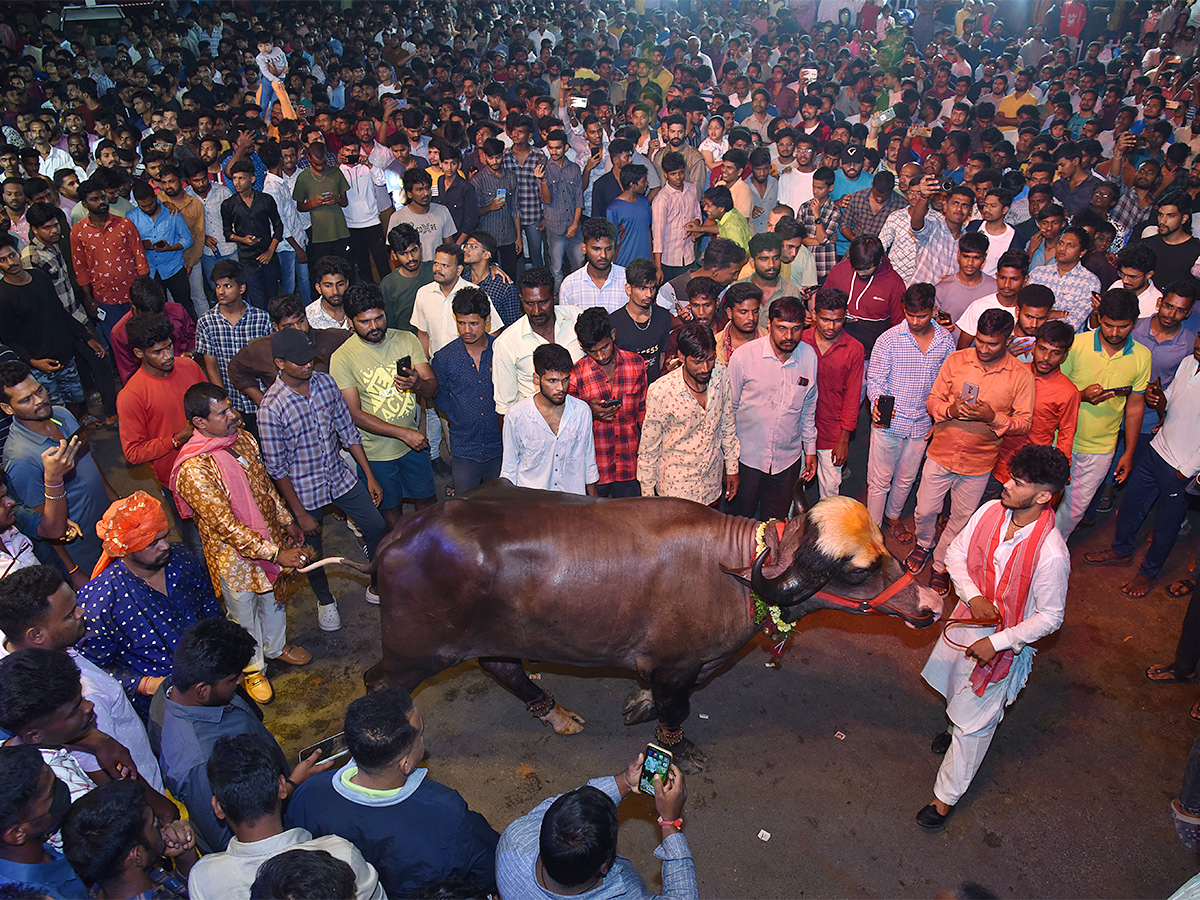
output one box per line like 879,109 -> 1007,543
963,502 -> 1055,696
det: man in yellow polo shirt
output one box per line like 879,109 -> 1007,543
1056,289 -> 1151,537
995,70 -> 1041,129
688,185 -> 753,253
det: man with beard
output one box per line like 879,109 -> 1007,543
1136,192 -> 1200,292
728,296 -> 818,519
916,443 -> 1071,831
157,164 -> 207,319
1108,160 -> 1161,234
185,160 -> 236,305
0,745 -> 89,897
259,329 -> 387,632
738,232 -> 801,330
652,113 -> 707,200
570,307 -> 648,498
332,283 -> 437,525
494,267 -> 584,419
306,255 -> 353,330
638,322 -> 740,506
379,225 -> 430,333
117,314 -> 209,565
560,218 -> 627,312
501,342 -> 598,496
906,309 -> 1035,596
70,177 -> 149,344
911,177 -> 976,287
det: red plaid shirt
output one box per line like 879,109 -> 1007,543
569,349 -> 648,484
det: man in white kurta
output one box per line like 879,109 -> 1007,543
918,443 -> 1071,829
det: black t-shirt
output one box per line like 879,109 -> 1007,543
0,269 -> 88,363
611,304 -> 673,384
1137,235 -> 1200,291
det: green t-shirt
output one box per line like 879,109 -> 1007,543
330,329 -> 427,461
1060,330 -> 1152,454
380,262 -> 432,334
292,167 -> 351,243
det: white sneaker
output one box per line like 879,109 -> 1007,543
318,602 -> 342,631
365,586 -> 380,605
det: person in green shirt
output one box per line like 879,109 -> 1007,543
292,141 -> 352,272
686,185 -> 753,252
379,224 -> 431,334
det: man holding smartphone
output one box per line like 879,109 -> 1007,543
907,308 -> 1034,595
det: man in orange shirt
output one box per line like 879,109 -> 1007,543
906,308 -> 1035,595
986,316 -> 1080,500
117,313 -> 209,569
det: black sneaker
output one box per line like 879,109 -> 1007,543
916,803 -> 951,830
931,731 -> 951,755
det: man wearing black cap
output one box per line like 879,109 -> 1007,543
257,329 -> 388,633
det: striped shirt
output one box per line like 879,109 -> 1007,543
502,146 -> 549,226
559,264 -> 629,312
865,320 -> 957,439
651,181 -> 698,267
470,166 -> 519,245
879,206 -> 919,285
541,156 -> 583,234
1028,261 -> 1101,332
912,210 -> 962,286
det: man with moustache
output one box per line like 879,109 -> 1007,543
258,329 -> 387,632
332,282 -> 438,526
559,218 -> 627,313
501,342 -> 598,496
802,288 -> 864,500
652,113 -> 707,199
306,255 -> 353,330
728,296 -> 818,520
379,225 -> 431,333
715,283 -> 765,364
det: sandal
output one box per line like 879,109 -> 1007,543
905,545 -> 933,574
1191,700 -> 1200,724
1168,579 -> 1197,599
886,518 -> 914,544
1172,799 -> 1200,853
1146,664 -> 1196,683
929,569 -> 950,596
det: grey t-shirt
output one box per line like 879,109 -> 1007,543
387,205 -> 457,259
934,273 -> 998,326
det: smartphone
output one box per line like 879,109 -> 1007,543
961,382 -> 980,404
299,732 -> 350,765
396,356 -> 412,375
154,240 -> 169,250
571,96 -> 588,108
877,395 -> 895,428
1109,385 -> 1133,396
801,68 -> 818,81
600,397 -> 621,408
495,187 -> 507,203
639,743 -> 673,795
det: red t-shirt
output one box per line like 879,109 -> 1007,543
116,357 -> 209,486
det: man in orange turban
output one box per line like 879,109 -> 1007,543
92,491 -> 170,579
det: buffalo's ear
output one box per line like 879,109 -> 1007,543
762,515 -> 806,578
720,564 -> 753,589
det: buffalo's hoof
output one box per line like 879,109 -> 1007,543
363,662 -> 390,693
671,738 -> 708,774
622,688 -> 656,725
540,704 -> 586,735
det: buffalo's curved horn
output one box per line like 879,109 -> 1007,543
750,547 -> 778,601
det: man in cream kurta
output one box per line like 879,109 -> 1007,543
917,444 -> 1071,829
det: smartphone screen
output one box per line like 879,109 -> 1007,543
299,732 -> 350,765
639,744 -> 672,795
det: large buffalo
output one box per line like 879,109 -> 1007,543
360,480 -> 941,768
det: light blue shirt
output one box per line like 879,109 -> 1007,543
501,394 -> 598,493
127,203 -> 192,279
729,335 -> 819,473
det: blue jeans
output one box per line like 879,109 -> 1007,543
520,223 -> 546,270
545,228 -> 582,288
277,248 -> 311,303
303,479 -> 389,605
242,256 -> 281,309
1110,442 -> 1192,579
94,301 -> 130,346
450,456 -> 502,495
201,250 -> 235,302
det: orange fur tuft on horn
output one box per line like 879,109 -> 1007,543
807,497 -> 887,569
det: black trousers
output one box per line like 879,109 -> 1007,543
495,243 -> 520,282
308,237 -> 355,273
158,268 -> 197,320
348,224 -> 390,283
728,458 -> 803,521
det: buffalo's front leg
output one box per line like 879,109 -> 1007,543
478,657 -> 586,735
650,666 -> 708,773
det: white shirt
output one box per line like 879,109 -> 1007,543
492,307 -> 584,414
776,169 -> 814,212
924,501 -> 1070,730
1110,278 -> 1163,319
559,264 -> 628,312
305,299 -> 350,330
956,294 -> 1013,338
501,393 -> 599,494
978,223 -> 1017,276
36,145 -> 80,180
411,278 -> 501,355
1152,354 -> 1200,477
263,172 -> 307,248
339,163 -> 386,228
0,526 -> 38,578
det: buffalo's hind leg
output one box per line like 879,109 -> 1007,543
650,666 -> 708,773
478,657 -> 586,735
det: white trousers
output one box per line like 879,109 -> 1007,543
1055,450 -> 1115,538
866,428 -> 929,523
221,578 -> 287,673
934,715 -> 1003,806
913,459 -> 990,570
816,449 -> 843,500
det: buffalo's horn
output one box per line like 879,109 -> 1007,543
750,546 -> 780,601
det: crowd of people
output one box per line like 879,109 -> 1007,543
2,0 -> 1200,895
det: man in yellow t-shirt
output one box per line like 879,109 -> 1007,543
1056,289 -> 1151,537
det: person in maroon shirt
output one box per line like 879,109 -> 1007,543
569,307 -> 648,498
109,276 -> 196,385
802,287 -> 865,500
822,235 -> 905,358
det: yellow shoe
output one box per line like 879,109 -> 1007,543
243,671 -> 274,705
